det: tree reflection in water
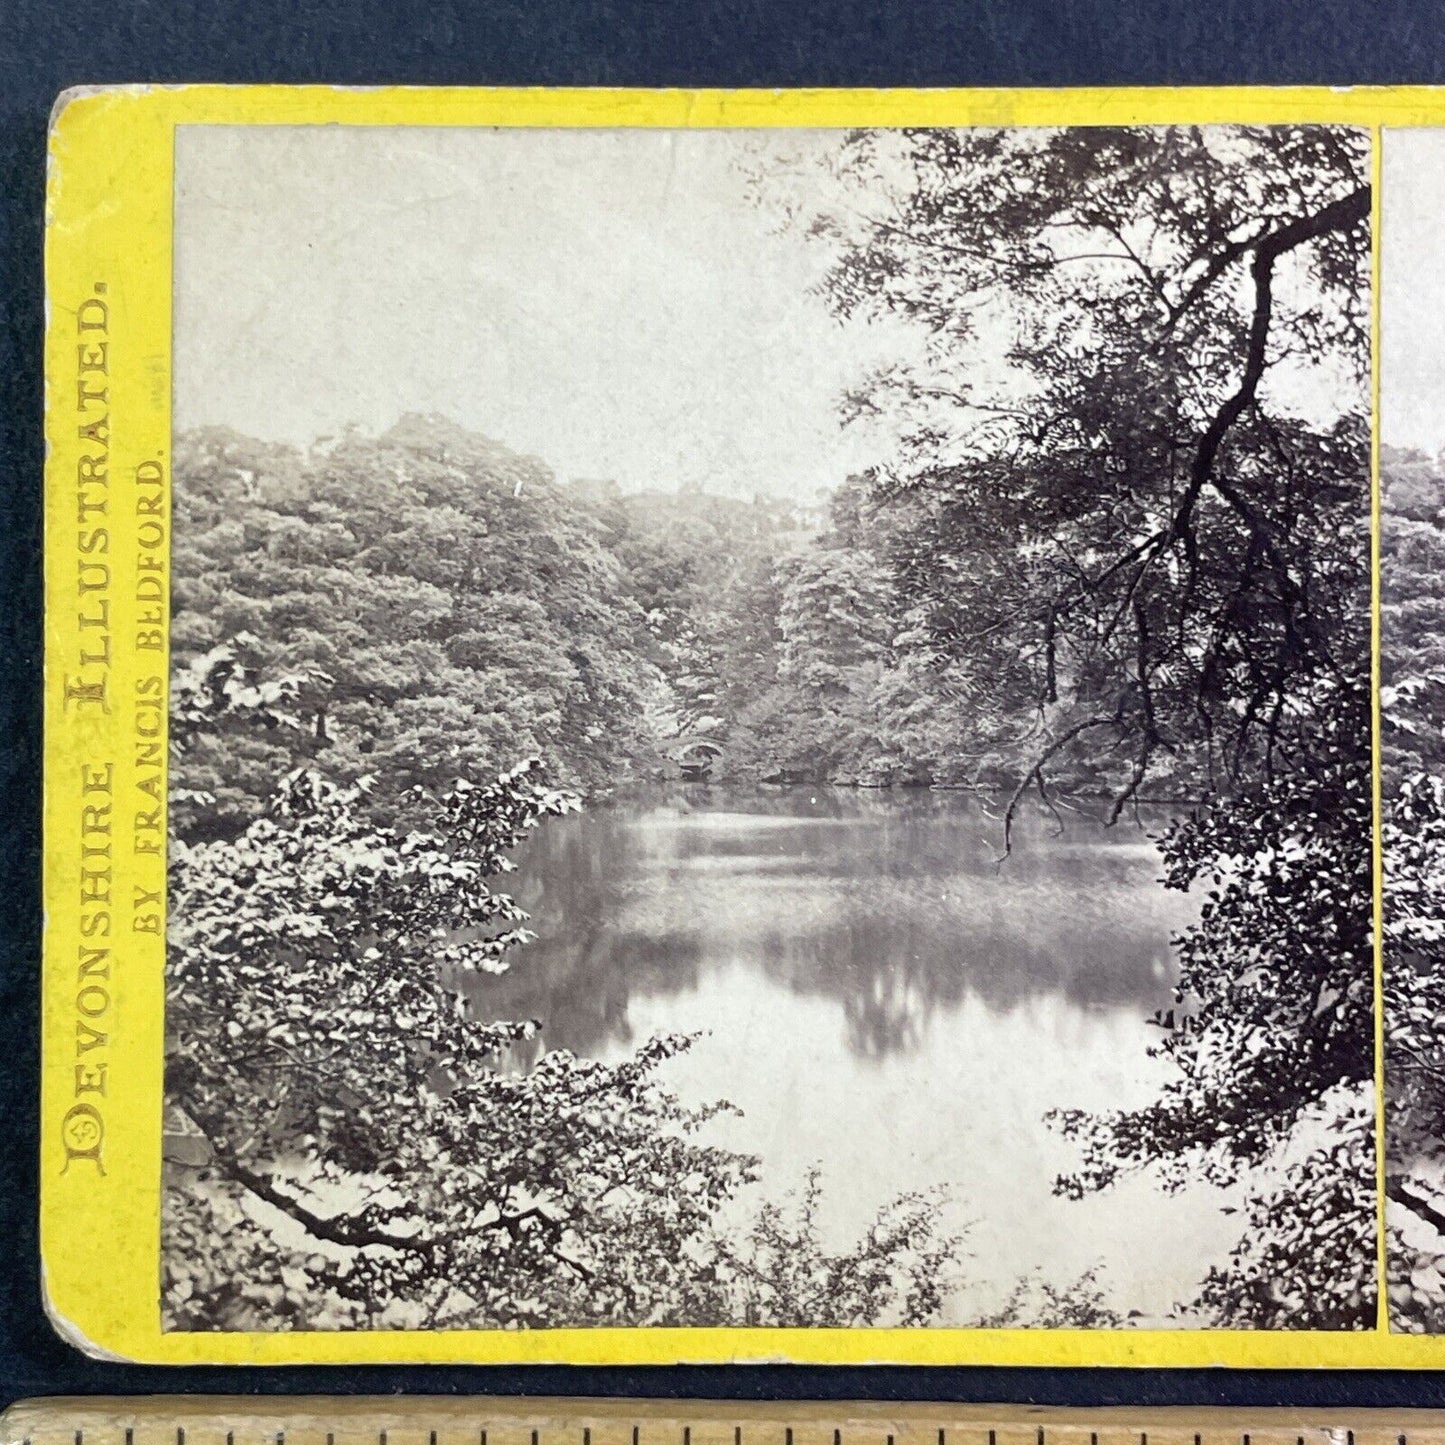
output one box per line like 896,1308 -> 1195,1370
457,783 -> 1188,1067
450,782 -> 1230,1320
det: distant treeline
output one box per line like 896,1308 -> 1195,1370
171,412 -> 1217,837
172,413 -> 806,830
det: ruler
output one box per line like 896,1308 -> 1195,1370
2,1400 -> 1444,1445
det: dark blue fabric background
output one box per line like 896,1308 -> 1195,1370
7,0 -> 1445,1407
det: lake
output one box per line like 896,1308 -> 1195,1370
464,782 -> 1244,1325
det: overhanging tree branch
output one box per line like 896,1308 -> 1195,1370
1166,185 -> 1370,554
1389,1175 -> 1445,1238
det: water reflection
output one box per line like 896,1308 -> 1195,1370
454,783 -> 1237,1321
464,784 -> 1184,1063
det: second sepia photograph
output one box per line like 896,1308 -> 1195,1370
1382,125 -> 1445,1334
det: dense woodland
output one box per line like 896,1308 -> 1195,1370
168,414 -> 1180,829
1382,445 -> 1445,1330
164,124 -> 1377,1330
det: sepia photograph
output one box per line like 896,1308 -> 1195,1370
159,121 -> 1375,1333
1381,126 -> 1445,1333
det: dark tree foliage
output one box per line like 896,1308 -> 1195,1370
811,125 -> 1374,1325
973,1265 -> 1123,1330
171,418 -> 661,829
595,483 -> 803,738
676,1166 -> 964,1328
170,420 -> 823,823
1381,447 -> 1445,1330
818,126 -> 1370,826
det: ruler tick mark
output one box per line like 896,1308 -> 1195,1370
684,1428 -> 691,1445
431,1432 -> 438,1445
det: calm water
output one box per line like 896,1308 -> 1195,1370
464,783 -> 1243,1323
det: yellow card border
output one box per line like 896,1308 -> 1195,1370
39,82 -> 1445,1367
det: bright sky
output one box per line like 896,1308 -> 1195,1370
1383,130 -> 1445,455
173,126 -> 911,499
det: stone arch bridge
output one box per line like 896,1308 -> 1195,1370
670,737 -> 724,780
